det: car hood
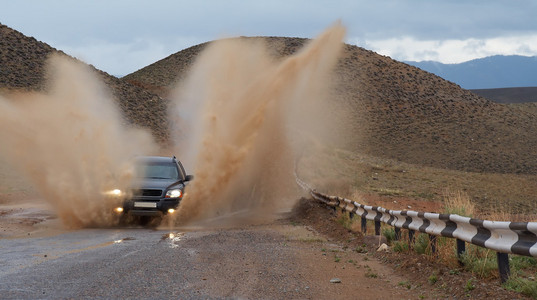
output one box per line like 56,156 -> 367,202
131,178 -> 183,190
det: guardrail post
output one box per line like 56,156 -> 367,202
408,230 -> 415,248
374,220 -> 381,235
497,252 -> 510,283
428,234 -> 437,255
361,216 -> 367,234
394,227 -> 401,241
349,212 -> 354,220
456,239 -> 465,265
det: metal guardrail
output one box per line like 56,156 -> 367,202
296,175 -> 537,283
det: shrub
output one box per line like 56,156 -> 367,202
503,277 -> 537,299
398,281 -> 412,289
382,227 -> 396,244
413,234 -> 431,255
465,278 -> 476,292
393,240 -> 409,253
459,246 -> 498,279
355,244 -> 368,253
511,256 -> 537,273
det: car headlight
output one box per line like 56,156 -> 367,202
104,189 -> 123,196
165,189 -> 182,199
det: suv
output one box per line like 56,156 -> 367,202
114,156 -> 193,217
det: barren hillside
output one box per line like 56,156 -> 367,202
471,87 -> 537,103
2,23 -> 536,175
124,37 -> 537,175
0,23 -> 169,143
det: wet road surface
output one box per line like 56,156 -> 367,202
0,221 -> 419,299
0,223 -> 328,299
1,227 -> 206,298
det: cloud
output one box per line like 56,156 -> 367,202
350,34 -> 537,63
61,33 -> 537,75
3,0 -> 537,73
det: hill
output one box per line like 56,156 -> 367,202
0,23 -> 169,143
405,55 -> 537,89
123,43 -> 208,97
2,24 -> 537,176
124,37 -> 537,175
470,87 -> 537,103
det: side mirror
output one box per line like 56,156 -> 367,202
185,175 -> 194,182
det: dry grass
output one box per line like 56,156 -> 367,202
298,144 -> 537,217
479,210 -> 534,222
442,189 -> 475,217
440,188 -> 537,222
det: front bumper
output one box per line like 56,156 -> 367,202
122,198 -> 180,216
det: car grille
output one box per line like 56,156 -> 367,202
133,189 -> 163,197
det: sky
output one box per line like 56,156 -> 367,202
1,0 -> 536,76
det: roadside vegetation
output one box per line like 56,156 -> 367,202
330,182 -> 537,298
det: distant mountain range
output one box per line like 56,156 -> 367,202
405,55 -> 537,90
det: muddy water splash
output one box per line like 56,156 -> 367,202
170,24 -> 346,225
0,55 -> 157,227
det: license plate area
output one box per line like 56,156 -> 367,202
134,202 -> 157,208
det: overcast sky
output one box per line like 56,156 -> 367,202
2,0 -> 536,76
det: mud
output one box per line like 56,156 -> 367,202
0,23 -> 347,229
169,23 -> 346,225
0,55 -> 157,228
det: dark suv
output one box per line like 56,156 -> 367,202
117,156 -> 193,217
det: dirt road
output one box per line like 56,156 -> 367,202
0,198 -> 439,299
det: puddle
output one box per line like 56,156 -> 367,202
113,237 -> 136,244
161,232 -> 185,248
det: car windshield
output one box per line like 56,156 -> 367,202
136,162 -> 179,180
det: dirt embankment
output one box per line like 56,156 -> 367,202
290,198 -> 525,299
